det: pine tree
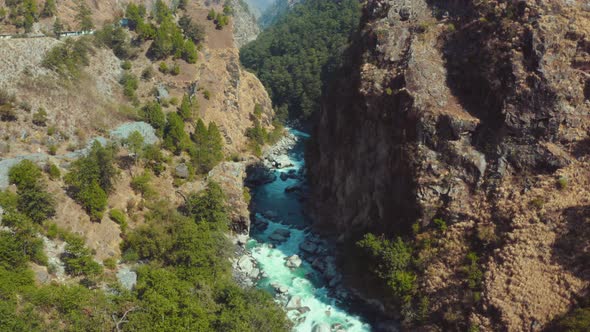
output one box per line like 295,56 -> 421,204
183,39 -> 198,64
163,112 -> 188,155
42,0 -> 56,17
178,94 -> 193,120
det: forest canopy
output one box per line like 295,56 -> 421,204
240,0 -> 361,119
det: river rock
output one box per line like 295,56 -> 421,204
263,210 -> 279,219
238,256 -> 254,274
270,155 -> 294,169
286,295 -> 302,310
285,254 -> 302,268
271,283 -> 288,294
299,241 -> 318,254
246,164 -> 276,185
312,323 -> 331,332
249,268 -> 260,279
312,258 -> 326,272
298,306 -> 311,314
280,172 -> 289,181
285,184 -> 302,193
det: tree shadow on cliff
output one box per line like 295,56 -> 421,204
551,205 -> 590,282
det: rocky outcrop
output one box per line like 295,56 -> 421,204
309,0 -> 590,330
230,0 -> 261,48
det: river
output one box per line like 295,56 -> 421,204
246,129 -> 372,332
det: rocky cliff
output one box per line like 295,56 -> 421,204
308,0 -> 590,330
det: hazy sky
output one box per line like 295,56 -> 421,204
244,0 -> 276,16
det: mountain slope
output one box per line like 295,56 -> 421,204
309,0 -> 590,330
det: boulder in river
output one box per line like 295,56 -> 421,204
298,306 -> 311,314
263,210 -> 279,220
280,172 -> 289,181
285,255 -> 302,268
299,241 -> 318,254
286,295 -> 302,310
237,256 -> 254,274
312,323 -> 331,332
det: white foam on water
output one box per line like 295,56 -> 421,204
248,129 -> 371,331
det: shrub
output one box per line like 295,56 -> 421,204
48,144 -> 57,155
557,176 -> 568,190
32,108 -> 48,126
142,66 -> 154,80
158,62 -> 168,74
530,197 -> 544,210
65,142 -> 118,221
203,90 -> 211,100
0,105 -> 17,122
103,257 -> 117,270
109,208 -> 127,233
357,234 -> 416,300
464,252 -> 483,290
42,38 -> 92,78
120,72 -> 139,99
433,218 -> 447,232
131,171 -> 154,198
170,63 -> 180,76
121,60 -> 132,70
61,234 -> 103,277
557,307 -> 590,332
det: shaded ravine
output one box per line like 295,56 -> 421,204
246,129 -> 372,331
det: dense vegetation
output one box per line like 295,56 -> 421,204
1,164 -> 290,331
240,0 -> 361,118
65,141 -> 118,221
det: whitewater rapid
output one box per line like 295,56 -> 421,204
247,129 -> 372,332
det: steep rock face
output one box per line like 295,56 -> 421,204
230,0 -> 261,48
309,0 -> 590,330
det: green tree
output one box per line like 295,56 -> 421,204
41,0 -> 56,17
178,94 -> 193,120
183,39 -> 198,63
76,0 -> 94,31
240,0 -> 361,118
140,101 -> 166,137
125,130 -> 145,160
52,17 -> 63,37
65,142 -> 118,220
9,160 -> 55,223
61,233 -> 103,276
164,112 -> 188,154
207,9 -> 216,20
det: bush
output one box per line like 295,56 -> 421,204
61,234 -> 103,277
142,66 -> 154,80
557,176 -> 568,190
65,142 -> 118,221
131,171 -> 154,198
42,38 -> 92,78
32,108 -> 48,126
203,90 -> 211,100
357,234 -> 416,300
103,257 -> 117,270
463,252 -> 483,290
121,60 -> 132,70
48,144 -> 57,155
557,307 -> 590,332
120,72 -> 139,100
0,105 -> 17,122
159,61 -> 168,74
170,63 -> 180,76
433,218 -> 447,232
109,208 -> 127,233
9,161 -> 56,223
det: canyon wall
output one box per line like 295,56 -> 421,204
309,0 -> 590,330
